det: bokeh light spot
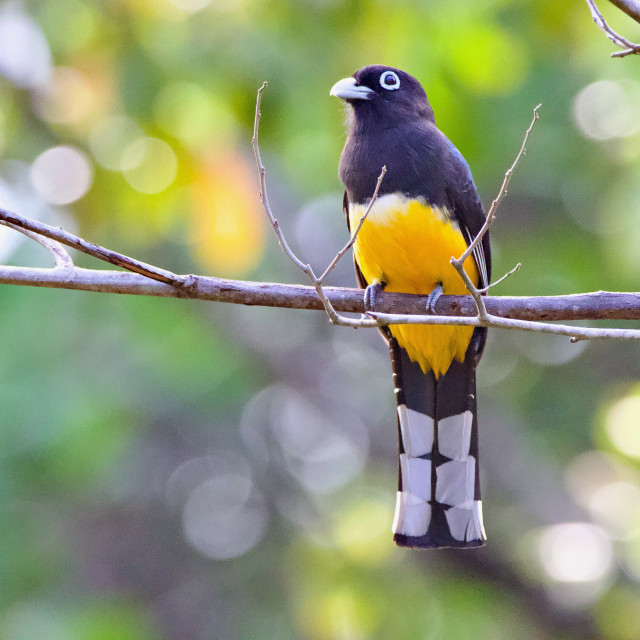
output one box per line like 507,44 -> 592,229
333,499 -> 393,565
537,522 -> 612,583
38,0 -> 98,53
573,80 -> 640,141
154,82 -> 238,150
183,474 -> 268,560
169,0 -> 212,13
313,588 -> 376,640
589,481 -> 640,540
565,451 -> 625,509
89,116 -> 145,171
121,137 -> 178,194
2,601 -> 67,640
30,146 -> 93,205
271,390 -> 368,494
33,67 -> 96,124
605,394 -> 640,458
0,5 -> 51,88
189,152 -> 265,277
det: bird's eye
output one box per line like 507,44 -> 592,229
379,70 -> 400,90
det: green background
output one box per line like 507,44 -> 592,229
1,0 -> 640,638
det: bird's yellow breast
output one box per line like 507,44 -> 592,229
349,193 -> 479,377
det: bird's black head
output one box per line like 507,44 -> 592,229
330,65 -> 434,127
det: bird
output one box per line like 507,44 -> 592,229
331,65 -> 491,549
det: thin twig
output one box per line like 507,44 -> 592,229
1,220 -> 74,268
318,165 -> 387,283
453,105 -> 541,275
478,263 -> 521,294
457,256 -> 491,321
585,0 -> 640,57
451,104 -> 541,322
251,82 -> 385,328
0,207 -> 185,286
368,310 -> 640,341
251,82 -> 308,274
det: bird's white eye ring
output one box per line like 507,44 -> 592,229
379,70 -> 400,90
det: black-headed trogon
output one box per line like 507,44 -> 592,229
331,66 -> 491,549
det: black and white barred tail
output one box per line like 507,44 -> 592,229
389,337 -> 486,549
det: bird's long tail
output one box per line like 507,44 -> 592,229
389,336 -> 486,549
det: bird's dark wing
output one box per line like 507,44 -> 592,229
442,139 -> 491,289
440,138 -> 492,361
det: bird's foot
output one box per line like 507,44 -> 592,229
426,283 -> 443,315
364,282 -> 385,312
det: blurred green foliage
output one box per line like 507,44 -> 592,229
1,0 -> 640,638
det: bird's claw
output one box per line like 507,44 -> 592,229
426,283 -> 443,315
364,282 -> 385,312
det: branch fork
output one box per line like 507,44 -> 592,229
448,105 -> 540,325
251,81 -> 384,329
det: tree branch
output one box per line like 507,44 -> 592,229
586,0 -> 640,57
1,206 -> 640,341
0,206 -> 186,286
0,219 -> 74,268
0,262 -> 639,322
